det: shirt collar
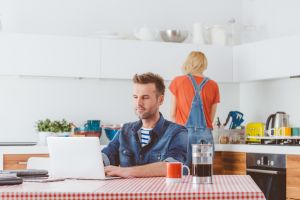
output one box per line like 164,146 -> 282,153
132,113 -> 165,138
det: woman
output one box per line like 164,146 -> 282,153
169,51 -> 220,167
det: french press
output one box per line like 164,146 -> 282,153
191,144 -> 213,184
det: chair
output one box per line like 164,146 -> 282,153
26,157 -> 50,171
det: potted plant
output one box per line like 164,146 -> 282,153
36,118 -> 53,146
36,119 -> 72,145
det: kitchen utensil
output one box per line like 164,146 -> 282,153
74,127 -> 101,138
160,29 -> 188,43
223,111 -> 244,129
266,112 -> 289,131
166,162 -> 190,183
278,127 -> 291,136
292,127 -> 300,136
210,25 -> 227,45
84,120 -> 101,131
191,144 -> 213,184
103,128 -> 119,141
193,23 -> 204,44
134,26 -> 157,41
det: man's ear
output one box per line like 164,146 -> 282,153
158,95 -> 164,105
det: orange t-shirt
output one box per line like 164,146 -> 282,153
169,75 -> 220,129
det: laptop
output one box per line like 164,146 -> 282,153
47,137 -> 119,180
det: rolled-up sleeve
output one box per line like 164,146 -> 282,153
164,126 -> 188,164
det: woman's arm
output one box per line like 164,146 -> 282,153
210,103 -> 218,122
170,93 -> 177,122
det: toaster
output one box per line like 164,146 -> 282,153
246,122 -> 265,143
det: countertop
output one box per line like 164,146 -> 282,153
1,144 -> 300,170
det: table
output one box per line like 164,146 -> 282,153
0,175 -> 265,200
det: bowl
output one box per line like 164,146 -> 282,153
104,128 -> 119,141
160,30 -> 189,43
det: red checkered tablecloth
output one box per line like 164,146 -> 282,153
0,175 -> 265,200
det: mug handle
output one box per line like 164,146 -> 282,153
182,164 -> 190,176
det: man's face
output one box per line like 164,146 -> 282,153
133,83 -> 164,120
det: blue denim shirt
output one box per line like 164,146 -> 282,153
102,114 -> 188,167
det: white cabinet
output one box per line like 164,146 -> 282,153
234,35 -> 300,82
101,39 -> 233,82
233,43 -> 257,82
0,33 -> 101,78
255,35 -> 300,80
201,45 -> 233,82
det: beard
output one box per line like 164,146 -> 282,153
135,106 -> 157,120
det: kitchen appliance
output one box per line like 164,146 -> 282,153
266,112 -> 290,135
191,144 -> 213,184
223,111 -> 244,129
246,122 -> 264,143
246,153 -> 286,200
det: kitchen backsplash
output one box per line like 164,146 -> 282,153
0,76 -> 239,144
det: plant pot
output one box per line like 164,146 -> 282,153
37,132 -> 53,146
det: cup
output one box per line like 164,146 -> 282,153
84,120 -> 101,131
292,127 -> 300,136
166,162 -> 190,183
278,127 -> 291,136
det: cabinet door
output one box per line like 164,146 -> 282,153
233,43 -> 257,82
201,45 -> 233,82
222,152 -> 246,175
213,152 -> 223,175
254,36 -> 300,80
3,154 -> 49,170
287,155 -> 300,200
0,33 -> 101,78
101,39 -> 198,80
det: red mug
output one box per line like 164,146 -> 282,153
166,162 -> 190,183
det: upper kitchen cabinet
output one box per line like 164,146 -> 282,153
233,43 -> 257,82
255,35 -> 300,80
100,39 -> 233,82
234,35 -> 300,82
201,45 -> 233,82
0,33 -> 101,78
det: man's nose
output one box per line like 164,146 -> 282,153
137,97 -> 143,105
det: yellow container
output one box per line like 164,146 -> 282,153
246,122 -> 265,143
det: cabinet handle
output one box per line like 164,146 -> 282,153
17,162 -> 27,165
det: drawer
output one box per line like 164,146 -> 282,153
3,154 -> 49,170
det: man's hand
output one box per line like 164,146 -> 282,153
104,165 -> 134,178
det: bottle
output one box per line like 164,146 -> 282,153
192,23 -> 204,44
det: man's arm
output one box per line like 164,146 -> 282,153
105,162 -> 166,178
210,103 -> 218,122
101,131 -> 121,166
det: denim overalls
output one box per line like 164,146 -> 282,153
185,74 -> 214,167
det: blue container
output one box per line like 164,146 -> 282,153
104,128 -> 119,141
292,127 -> 300,136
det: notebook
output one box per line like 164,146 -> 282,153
47,137 -> 119,180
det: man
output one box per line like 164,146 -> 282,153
102,72 -> 188,178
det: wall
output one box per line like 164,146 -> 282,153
0,76 -> 239,144
0,0 -> 242,37
241,0 -> 300,42
240,78 -> 300,126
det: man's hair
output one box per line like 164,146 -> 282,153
132,72 -> 165,96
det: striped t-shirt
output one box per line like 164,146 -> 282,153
140,127 -> 152,147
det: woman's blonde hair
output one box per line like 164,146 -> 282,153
182,51 -> 208,75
